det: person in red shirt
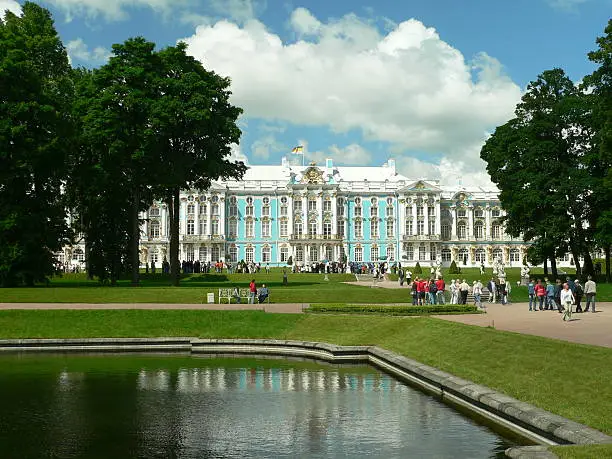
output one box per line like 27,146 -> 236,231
435,278 -> 446,305
534,279 -> 546,311
415,277 -> 424,305
248,279 -> 257,304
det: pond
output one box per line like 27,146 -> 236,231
0,354 -> 517,458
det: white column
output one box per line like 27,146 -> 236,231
331,194 -> 337,235
485,206 -> 491,240
219,197 -> 226,236
399,200 -> 405,237
451,206 -> 458,240
424,203 -> 429,236
180,200 -> 187,236
412,202 -> 417,236
435,200 -> 441,236
468,205 -> 474,240
317,193 -> 323,235
206,200 -> 212,237
194,202 -> 200,235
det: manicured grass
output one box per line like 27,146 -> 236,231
3,270 -> 611,303
307,303 -> 480,315
550,444 -> 612,458
0,309 -> 610,436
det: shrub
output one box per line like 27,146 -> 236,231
286,256 -> 293,266
306,304 -> 480,316
413,262 -> 422,274
448,260 -> 461,274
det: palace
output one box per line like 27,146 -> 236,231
131,157 -> 529,269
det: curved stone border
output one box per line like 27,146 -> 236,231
1,338 -> 610,449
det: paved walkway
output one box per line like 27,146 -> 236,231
1,301 -> 610,347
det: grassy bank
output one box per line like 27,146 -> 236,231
2,271 -> 611,303
0,309 -> 610,437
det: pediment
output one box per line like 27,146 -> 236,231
399,180 -> 441,193
300,164 -> 325,184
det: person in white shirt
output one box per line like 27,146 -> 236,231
584,276 -> 597,313
473,280 -> 483,309
459,279 -> 470,305
560,283 -> 575,321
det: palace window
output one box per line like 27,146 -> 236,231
354,247 -> 363,262
186,244 -> 194,261
337,219 -> 345,237
150,221 -> 160,238
457,221 -> 467,240
457,208 -> 467,218
419,245 -> 426,261
211,245 -> 221,261
73,248 -> 85,262
441,224 -> 451,240
262,246 -> 271,263
308,221 -> 317,236
417,220 -> 424,236
510,248 -> 520,262
354,197 -> 361,205
199,219 -> 207,235
262,220 -> 270,238
280,247 -> 289,262
417,206 -> 424,217
323,200 -> 332,212
187,203 -> 195,214
386,206 -> 394,217
405,244 -> 414,260
150,249 -> 159,264
475,248 -> 486,263
211,220 -> 219,235
354,206 -> 362,217
246,219 -> 254,238
474,208 -> 484,218
229,205 -> 238,217
211,204 -> 219,216
294,200 -> 302,212
492,224 -> 501,239
230,196 -> 237,204
474,221 -> 484,239
337,202 -> 345,216
280,196 -> 287,204
200,204 -> 207,215
430,243 -> 436,260
371,246 -> 379,261
370,220 -> 379,238
295,246 -> 304,262
187,219 -> 195,235
386,197 -> 393,206
246,247 -> 254,263
149,206 -> 160,217
354,220 -> 362,238
229,219 -> 237,238
228,246 -> 238,263
309,245 -> 318,261
294,221 -> 303,236
280,205 -> 287,216
428,206 -> 435,216
323,222 -> 332,238
428,219 -> 435,235
262,205 -> 270,217
492,208 -> 501,217
459,248 -> 469,263
371,206 -> 378,218
199,246 -> 208,261
308,198 -> 317,211
263,197 -> 270,205
246,197 -> 254,216
386,246 -> 394,261
325,245 -> 333,262
405,220 -> 413,236
441,248 -> 451,262
280,220 -> 288,237
493,248 -> 503,260
386,220 -> 394,238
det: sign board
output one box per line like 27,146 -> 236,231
207,293 -> 215,304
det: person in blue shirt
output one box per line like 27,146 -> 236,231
527,279 -> 536,311
545,280 -> 556,310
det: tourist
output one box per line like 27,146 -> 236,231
554,279 -> 563,313
560,283 -> 575,321
545,280 -> 556,310
248,279 -> 257,304
435,277 -> 446,305
584,276 -> 596,313
473,280 -> 483,309
527,279 -> 536,311
504,280 -> 512,304
265,263 -> 270,274
428,279 -> 437,305
488,278 -> 497,303
232,286 -> 241,304
574,279 -> 584,313
411,278 -> 418,305
258,284 -> 269,303
398,267 -> 405,286
406,270 -> 412,284
534,279 -> 546,311
459,279 -> 470,305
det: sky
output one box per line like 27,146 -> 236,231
2,0 -> 610,186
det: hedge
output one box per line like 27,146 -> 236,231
306,304 -> 481,315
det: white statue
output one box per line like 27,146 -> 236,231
492,257 -> 499,276
498,261 -> 506,279
521,265 -> 530,279
479,262 -> 485,276
430,262 -> 435,275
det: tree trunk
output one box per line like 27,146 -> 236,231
605,244 -> 611,283
550,253 -> 558,280
131,188 -> 140,286
543,257 -> 549,276
569,242 -> 581,277
581,250 -> 594,277
169,187 -> 181,287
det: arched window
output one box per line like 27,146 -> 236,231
199,246 -> 208,261
510,248 -> 520,262
457,221 -> 467,239
475,248 -> 486,262
405,244 -> 414,260
295,246 -> 304,262
370,246 -> 379,261
474,221 -> 484,239
294,221 -> 303,236
386,246 -> 394,261
187,219 -> 195,235
246,218 -> 254,238
187,203 -> 195,214
73,248 -> 84,261
262,246 -> 271,263
245,246 -> 254,263
441,248 -> 451,262
228,219 -> 237,238
354,246 -> 363,262
150,248 -> 159,264
493,248 -> 503,260
386,219 -> 394,238
458,248 -> 469,262
229,246 -> 238,263
492,224 -> 501,239
370,219 -> 379,238
354,219 -> 362,238
308,220 -> 317,236
150,221 -> 160,238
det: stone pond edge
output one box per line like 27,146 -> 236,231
0,337 -> 610,456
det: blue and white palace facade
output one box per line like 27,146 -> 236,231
136,157 -> 531,268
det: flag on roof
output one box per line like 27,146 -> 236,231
291,145 -> 304,154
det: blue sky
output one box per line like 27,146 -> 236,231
2,0 -> 610,185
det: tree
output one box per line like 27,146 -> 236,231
480,69 -> 595,279
151,43 -> 246,286
77,37 -> 162,286
448,260 -> 461,275
584,19 -> 612,281
413,262 -> 422,274
0,3 -> 73,286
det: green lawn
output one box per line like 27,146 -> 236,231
1,309 -> 611,438
2,269 -> 611,303
551,444 -> 612,458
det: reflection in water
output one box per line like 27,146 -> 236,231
0,356 -> 516,458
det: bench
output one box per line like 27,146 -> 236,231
217,288 -> 270,304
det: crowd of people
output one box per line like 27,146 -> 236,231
527,276 -> 597,320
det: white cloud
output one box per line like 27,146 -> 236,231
0,0 -> 21,17
208,0 -> 262,24
41,0 -> 194,21
251,134 -> 285,160
181,9 -> 521,158
66,38 -> 111,64
545,0 -> 589,11
308,143 -> 372,166
229,143 -> 249,165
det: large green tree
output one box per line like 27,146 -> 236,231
584,19 -> 612,281
77,37 -> 162,286
151,43 -> 246,286
0,3 -> 73,286
481,69 -> 595,278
